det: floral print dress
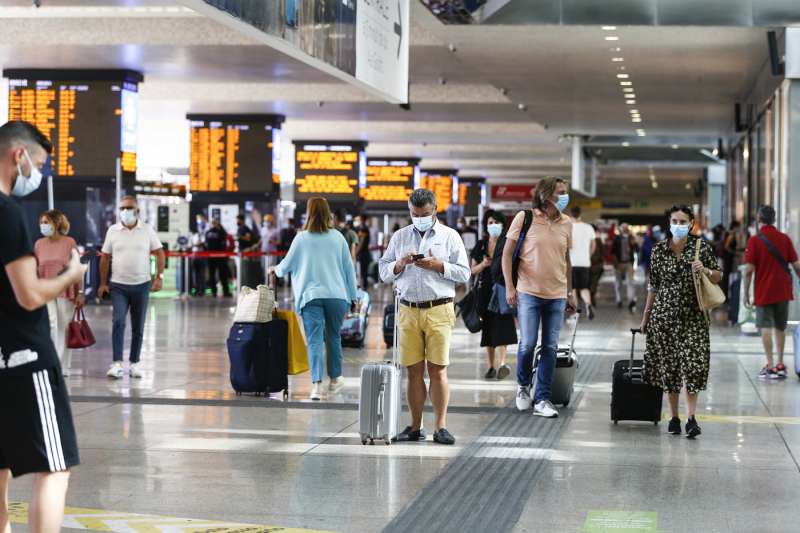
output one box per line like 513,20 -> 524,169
643,235 -> 719,394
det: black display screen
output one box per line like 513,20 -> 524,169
188,114 -> 283,195
294,141 -> 366,203
5,70 -> 140,178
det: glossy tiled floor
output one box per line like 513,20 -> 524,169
7,276 -> 800,532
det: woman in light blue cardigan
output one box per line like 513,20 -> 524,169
271,198 -> 358,401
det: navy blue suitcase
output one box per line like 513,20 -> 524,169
227,320 -> 289,398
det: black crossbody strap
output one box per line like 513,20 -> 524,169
757,233 -> 792,276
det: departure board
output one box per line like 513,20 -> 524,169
5,69 -> 141,178
188,114 -> 283,195
419,171 -> 458,213
294,141 -> 367,202
361,158 -> 419,208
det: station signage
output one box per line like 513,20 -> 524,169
420,169 -> 458,213
293,141 -> 367,203
361,158 -> 420,209
490,184 -> 535,202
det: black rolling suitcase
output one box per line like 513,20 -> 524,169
227,320 -> 289,399
611,328 -> 663,425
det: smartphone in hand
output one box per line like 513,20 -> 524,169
412,254 -> 425,261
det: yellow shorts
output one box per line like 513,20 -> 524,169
397,302 -> 456,367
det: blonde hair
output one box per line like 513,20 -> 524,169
40,209 -> 70,236
303,197 -> 333,234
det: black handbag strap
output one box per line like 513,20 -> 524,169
757,233 -> 792,276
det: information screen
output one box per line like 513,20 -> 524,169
419,171 -> 457,213
6,70 -> 141,178
361,158 -> 419,209
294,142 -> 366,202
188,115 -> 283,194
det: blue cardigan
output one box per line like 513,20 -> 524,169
274,230 -> 358,312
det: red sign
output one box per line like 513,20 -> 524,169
491,184 -> 535,201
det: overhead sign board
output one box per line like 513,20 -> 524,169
293,141 -> 367,203
420,169 -> 458,213
181,0 -> 409,104
187,114 -> 283,195
490,184 -> 535,202
362,158 -> 419,209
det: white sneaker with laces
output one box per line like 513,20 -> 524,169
533,400 -> 559,418
106,362 -> 124,379
329,376 -> 345,393
129,363 -> 143,378
515,385 -> 532,412
310,382 -> 323,401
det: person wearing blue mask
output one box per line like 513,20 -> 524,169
503,176 -> 577,419
0,120 -> 88,533
98,195 -> 165,380
470,210 -> 517,380
639,205 -> 722,439
379,188 -> 470,445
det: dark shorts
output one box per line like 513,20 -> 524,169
572,267 -> 591,290
0,366 -> 80,478
756,301 -> 790,331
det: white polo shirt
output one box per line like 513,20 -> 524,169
102,221 -> 163,285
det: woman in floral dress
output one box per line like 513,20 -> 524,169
639,205 -> 722,439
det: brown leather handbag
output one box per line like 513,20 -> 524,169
692,239 -> 726,312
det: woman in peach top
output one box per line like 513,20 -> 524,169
34,209 -> 83,376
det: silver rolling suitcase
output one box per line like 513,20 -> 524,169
358,293 -> 401,445
533,312 -> 580,406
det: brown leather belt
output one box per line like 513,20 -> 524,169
400,297 -> 453,309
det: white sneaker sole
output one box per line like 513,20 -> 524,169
516,401 -> 532,412
533,411 -> 558,418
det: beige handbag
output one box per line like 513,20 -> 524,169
234,285 -> 276,323
692,239 -> 726,312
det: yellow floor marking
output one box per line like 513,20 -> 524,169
8,502 -> 338,533
697,414 -> 800,426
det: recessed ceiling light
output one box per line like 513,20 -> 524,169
632,118 -> 642,123
612,57 -> 625,62
626,94 -> 637,99
602,26 -> 617,30
629,109 -> 640,113
623,88 -> 634,92
605,36 -> 620,41
622,142 -> 630,147
685,183 -> 692,190
616,74 -> 629,79
620,81 -> 632,86
619,66 -> 626,71
626,100 -> 637,104
612,47 -> 622,52
671,144 -> 679,149
652,182 -> 659,189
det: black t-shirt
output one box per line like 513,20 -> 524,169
0,194 -> 59,375
205,227 -> 228,252
237,224 -> 259,250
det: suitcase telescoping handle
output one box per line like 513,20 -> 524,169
628,328 -> 641,379
392,289 -> 400,368
568,310 -> 581,353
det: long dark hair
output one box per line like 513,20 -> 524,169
481,209 -> 507,238
664,204 -> 695,240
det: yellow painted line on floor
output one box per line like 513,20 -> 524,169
697,414 -> 800,426
8,502 -> 338,533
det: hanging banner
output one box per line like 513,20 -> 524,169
181,0 -> 409,104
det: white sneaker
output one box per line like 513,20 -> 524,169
106,363 -> 124,379
310,382 -> 322,401
533,400 -> 559,418
329,376 -> 345,393
515,385 -> 532,412
129,363 -> 143,379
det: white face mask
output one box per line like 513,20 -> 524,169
412,215 -> 434,233
11,149 -> 43,197
40,223 -> 54,237
120,209 -> 137,226
487,223 -> 503,238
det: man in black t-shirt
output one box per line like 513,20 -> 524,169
0,121 -> 87,533
236,214 -> 263,289
205,218 -> 232,297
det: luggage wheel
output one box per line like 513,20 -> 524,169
370,439 -> 375,445
562,399 -> 570,407
654,421 -> 659,426
613,420 -> 618,425
385,440 -> 391,446
361,439 -> 368,445
283,390 -> 289,401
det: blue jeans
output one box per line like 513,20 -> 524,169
516,293 -> 566,402
111,281 -> 151,363
300,298 -> 349,383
